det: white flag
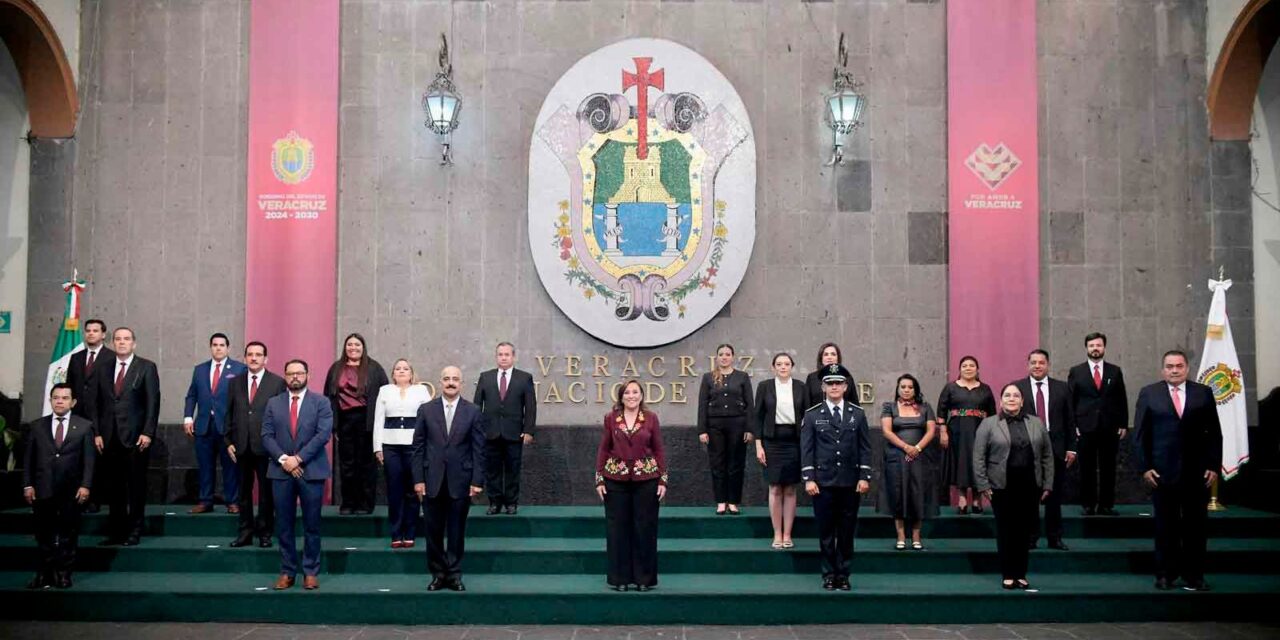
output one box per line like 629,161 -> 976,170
1195,279 -> 1249,479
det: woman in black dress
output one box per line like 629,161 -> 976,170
805,343 -> 858,407
697,344 -> 753,515
878,374 -> 938,550
751,353 -> 808,549
937,355 -> 996,515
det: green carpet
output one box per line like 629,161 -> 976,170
2,505 -> 1278,624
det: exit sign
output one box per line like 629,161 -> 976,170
0,311 -> 9,333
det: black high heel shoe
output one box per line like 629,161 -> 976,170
1001,580 -> 1016,590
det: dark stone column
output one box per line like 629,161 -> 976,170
1209,140 -> 1257,424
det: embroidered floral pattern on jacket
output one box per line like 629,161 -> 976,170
603,457 -> 630,476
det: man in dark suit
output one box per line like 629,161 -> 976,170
472,342 -> 536,515
414,365 -> 486,592
66,318 -> 112,513
1066,332 -> 1128,516
261,359 -> 332,591
23,384 -> 96,589
224,341 -> 286,548
94,327 -> 161,546
1014,349 -> 1077,550
801,364 -> 872,591
1133,350 -> 1222,592
184,333 -> 248,514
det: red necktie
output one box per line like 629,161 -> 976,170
85,350 -> 96,374
114,362 -> 127,396
289,395 -> 301,439
1092,365 -> 1102,390
499,370 -> 509,400
211,362 -> 222,395
249,375 -> 259,403
55,417 -> 65,448
1171,386 -> 1183,418
1035,382 -> 1047,427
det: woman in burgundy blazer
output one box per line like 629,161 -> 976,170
595,379 -> 668,591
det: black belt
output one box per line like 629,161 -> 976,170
384,416 -> 415,429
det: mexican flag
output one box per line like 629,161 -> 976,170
1195,278 -> 1249,480
42,272 -> 87,416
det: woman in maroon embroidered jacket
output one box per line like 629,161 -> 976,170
595,379 -> 668,591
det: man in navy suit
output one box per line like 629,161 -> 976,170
184,333 -> 247,513
262,359 -> 333,591
1133,350 -> 1222,592
414,365 -> 486,592
23,384 -> 95,589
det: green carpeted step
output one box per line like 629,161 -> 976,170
2,505 -> 1275,539
2,571 -> 1278,625
1,534 -> 1276,575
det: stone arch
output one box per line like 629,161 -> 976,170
0,0 -> 77,137
1208,0 -> 1280,140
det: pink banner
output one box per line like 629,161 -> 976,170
947,0 -> 1040,389
244,0 -> 339,496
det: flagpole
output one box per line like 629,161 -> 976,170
1208,477 -> 1226,511
1205,265 -> 1229,513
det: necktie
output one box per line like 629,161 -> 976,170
1093,365 -> 1102,390
250,375 -> 259,403
114,362 -> 127,396
55,417 -> 65,448
499,370 -> 509,401
86,350 -> 95,374
289,395 -> 300,439
1171,386 -> 1183,418
1035,382 -> 1047,427
211,362 -> 222,394
445,402 -> 455,436
832,405 -> 841,424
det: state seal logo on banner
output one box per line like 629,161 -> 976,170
1198,362 -> 1243,405
271,130 -> 315,185
529,39 -> 756,348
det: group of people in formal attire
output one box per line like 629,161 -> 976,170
693,336 -> 1222,592
23,321 -> 1222,595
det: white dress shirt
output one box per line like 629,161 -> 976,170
278,389 -> 308,465
114,354 -> 135,385
52,413 -> 70,440
774,378 -> 796,425
1029,376 -> 1050,429
373,383 -> 433,452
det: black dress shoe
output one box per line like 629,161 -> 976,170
449,579 -> 466,591
55,572 -> 72,589
486,504 -> 501,515
1154,577 -> 1173,590
229,536 -> 253,548
1002,580 -> 1017,590
1048,539 -> 1070,551
427,578 -> 447,591
505,504 -> 518,515
123,535 -> 140,546
1015,579 -> 1030,590
259,537 -> 273,548
636,584 -> 652,592
1082,506 -> 1096,516
836,578 -> 851,591
339,507 -> 354,515
26,572 -> 50,589
1183,579 -> 1211,592
1097,507 -> 1118,516
822,577 -> 836,591
610,584 -> 628,592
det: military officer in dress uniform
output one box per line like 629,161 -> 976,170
801,364 -> 872,591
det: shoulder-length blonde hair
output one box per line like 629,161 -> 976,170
390,358 -> 420,385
